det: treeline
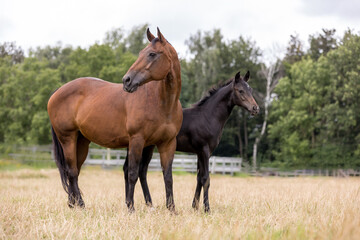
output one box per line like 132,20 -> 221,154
1,24 -> 359,169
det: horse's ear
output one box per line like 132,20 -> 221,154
234,71 -> 241,83
157,27 -> 167,44
244,70 -> 250,82
147,28 -> 155,42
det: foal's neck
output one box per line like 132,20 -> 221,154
202,83 -> 235,123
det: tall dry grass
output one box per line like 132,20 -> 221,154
1,168 -> 360,239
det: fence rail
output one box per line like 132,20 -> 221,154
8,146 -> 242,175
7,146 -> 360,177
84,148 -> 242,175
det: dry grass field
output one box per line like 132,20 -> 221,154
1,167 -> 360,239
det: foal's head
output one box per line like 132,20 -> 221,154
232,71 -> 259,115
122,28 -> 178,93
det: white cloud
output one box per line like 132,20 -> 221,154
1,0 -> 359,60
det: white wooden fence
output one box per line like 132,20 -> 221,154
8,146 -> 360,177
84,148 -> 242,175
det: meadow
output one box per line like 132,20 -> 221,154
1,167 -> 360,239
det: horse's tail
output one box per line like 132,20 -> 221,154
51,126 -> 69,194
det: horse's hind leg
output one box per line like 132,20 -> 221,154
77,132 -> 90,174
139,145 -> 155,206
60,132 -> 84,208
74,132 -> 90,207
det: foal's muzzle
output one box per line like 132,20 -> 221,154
251,105 -> 260,115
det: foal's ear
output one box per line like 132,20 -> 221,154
157,27 -> 167,44
244,70 -> 250,82
147,28 -> 155,42
234,71 -> 241,83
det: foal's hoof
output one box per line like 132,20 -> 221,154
68,202 -> 75,208
78,199 -> 85,209
192,199 -> 199,210
68,198 -> 85,209
170,210 -> 179,215
127,205 -> 135,214
204,206 -> 211,214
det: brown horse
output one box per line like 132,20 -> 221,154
47,28 -> 182,212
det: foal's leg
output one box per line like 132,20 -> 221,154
158,139 -> 176,212
192,157 -> 202,210
123,149 -> 129,201
126,136 -> 145,212
201,152 -> 211,213
139,145 -> 155,206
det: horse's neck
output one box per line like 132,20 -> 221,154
202,84 -> 235,126
157,63 -> 181,112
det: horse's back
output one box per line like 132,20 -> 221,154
47,77 -> 123,134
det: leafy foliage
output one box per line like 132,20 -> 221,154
268,31 -> 360,168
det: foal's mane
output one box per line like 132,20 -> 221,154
193,78 -> 234,107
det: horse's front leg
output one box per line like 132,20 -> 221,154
158,139 -> 176,212
126,136 -> 145,212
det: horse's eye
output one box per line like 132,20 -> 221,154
239,90 -> 244,94
149,52 -> 156,57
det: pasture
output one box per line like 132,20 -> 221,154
1,168 -> 360,239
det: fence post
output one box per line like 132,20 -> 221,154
211,157 -> 216,174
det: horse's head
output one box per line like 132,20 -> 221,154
232,71 -> 259,116
122,28 -> 177,93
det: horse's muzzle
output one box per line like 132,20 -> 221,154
123,82 -> 139,93
123,75 -> 140,93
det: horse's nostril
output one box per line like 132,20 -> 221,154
123,76 -> 131,84
253,106 -> 257,111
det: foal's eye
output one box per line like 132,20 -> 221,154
148,52 -> 156,57
239,90 -> 244,94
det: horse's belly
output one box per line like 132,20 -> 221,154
77,109 -> 129,148
79,124 -> 129,148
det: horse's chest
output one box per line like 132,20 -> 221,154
127,111 -> 179,141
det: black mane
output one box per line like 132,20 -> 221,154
193,78 -> 234,107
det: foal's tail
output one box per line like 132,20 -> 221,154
51,127 -> 69,194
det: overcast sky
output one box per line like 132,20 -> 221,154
1,0 -> 360,61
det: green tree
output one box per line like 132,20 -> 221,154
268,31 -> 360,169
125,24 -> 149,55
308,29 -> 338,61
284,34 -> 305,65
